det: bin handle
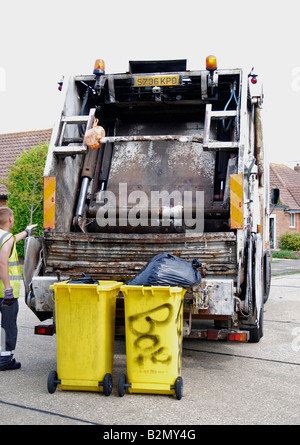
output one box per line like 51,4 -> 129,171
97,282 -> 123,292
121,285 -> 185,297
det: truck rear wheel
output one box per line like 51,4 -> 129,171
263,252 -> 271,304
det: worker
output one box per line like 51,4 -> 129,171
0,207 -> 36,371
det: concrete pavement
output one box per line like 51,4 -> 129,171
0,267 -> 299,426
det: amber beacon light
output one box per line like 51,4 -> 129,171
206,55 -> 217,71
93,59 -> 105,75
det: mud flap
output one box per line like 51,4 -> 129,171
254,235 -> 263,319
249,235 -> 264,342
241,234 -> 264,342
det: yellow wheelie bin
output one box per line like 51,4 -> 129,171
118,285 -> 186,399
47,279 -> 122,395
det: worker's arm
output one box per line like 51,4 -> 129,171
14,230 -> 28,243
0,236 -> 14,289
14,224 -> 38,242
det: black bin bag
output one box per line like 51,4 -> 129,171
67,273 -> 98,285
126,253 -> 202,288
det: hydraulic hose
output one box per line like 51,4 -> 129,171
222,83 -> 238,132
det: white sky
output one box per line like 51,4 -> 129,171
1,0 -> 300,167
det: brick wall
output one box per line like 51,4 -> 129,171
272,209 -> 300,241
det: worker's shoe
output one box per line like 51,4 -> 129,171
0,359 -> 21,371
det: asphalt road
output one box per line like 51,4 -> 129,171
271,258 -> 300,276
0,260 -> 300,427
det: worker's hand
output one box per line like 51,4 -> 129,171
2,288 -> 15,307
25,224 -> 38,237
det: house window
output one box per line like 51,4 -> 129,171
290,213 -> 296,228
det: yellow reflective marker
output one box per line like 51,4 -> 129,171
43,177 -> 56,229
230,174 -> 243,229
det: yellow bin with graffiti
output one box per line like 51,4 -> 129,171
47,280 -> 122,395
119,285 -> 186,399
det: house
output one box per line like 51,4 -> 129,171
269,163 -> 300,248
0,129 -> 52,206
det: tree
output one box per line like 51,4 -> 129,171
2,142 -> 48,256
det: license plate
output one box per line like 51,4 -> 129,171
133,75 -> 180,87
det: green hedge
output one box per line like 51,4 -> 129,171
279,232 -> 300,251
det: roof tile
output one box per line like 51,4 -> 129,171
270,163 -> 300,210
0,129 -> 52,195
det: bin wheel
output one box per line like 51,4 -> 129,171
103,373 -> 113,396
47,370 -> 58,394
118,373 -> 127,397
175,377 -> 183,400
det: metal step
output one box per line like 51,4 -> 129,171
203,104 -> 239,151
53,109 -> 95,156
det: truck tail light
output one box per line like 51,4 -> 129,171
35,325 -> 55,336
207,329 -> 219,340
228,332 -> 248,342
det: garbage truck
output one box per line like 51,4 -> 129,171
23,55 -> 271,342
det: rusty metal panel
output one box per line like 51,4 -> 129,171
32,276 -> 58,312
43,232 -> 237,280
104,121 -> 216,213
192,279 -> 234,315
